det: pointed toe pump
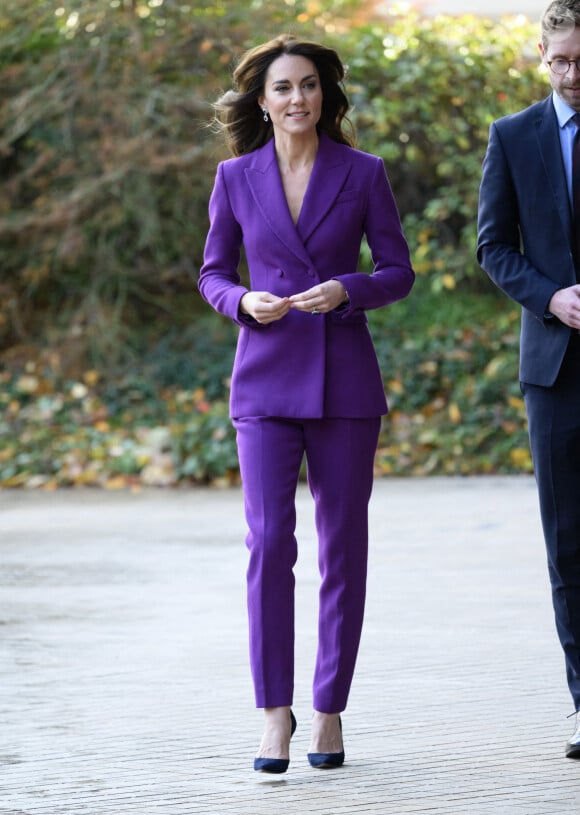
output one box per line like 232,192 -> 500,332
307,715 -> 345,769
254,710 -> 297,774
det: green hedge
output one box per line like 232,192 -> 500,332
345,11 -> 547,291
0,285 -> 532,487
0,1 -> 544,485
0,1 -> 547,368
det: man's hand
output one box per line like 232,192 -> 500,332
239,291 -> 291,325
548,285 -> 580,329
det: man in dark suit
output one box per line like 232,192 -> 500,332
477,0 -> 580,758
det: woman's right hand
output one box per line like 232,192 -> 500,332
240,291 -> 291,324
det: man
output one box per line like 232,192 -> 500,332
477,0 -> 580,758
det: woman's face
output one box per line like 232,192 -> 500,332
258,53 -> 322,138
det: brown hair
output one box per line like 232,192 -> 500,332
541,0 -> 580,50
213,35 -> 355,157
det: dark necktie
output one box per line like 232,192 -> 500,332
572,113 -> 580,268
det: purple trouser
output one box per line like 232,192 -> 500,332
233,415 -> 381,714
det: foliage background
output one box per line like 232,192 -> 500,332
0,0 -> 550,487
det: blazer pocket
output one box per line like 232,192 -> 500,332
526,201 -> 559,217
329,309 -> 367,325
335,189 -> 361,205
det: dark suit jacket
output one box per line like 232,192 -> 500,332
477,95 -> 576,387
199,132 -> 414,419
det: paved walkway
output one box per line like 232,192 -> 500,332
417,0 -> 546,17
1,476 -> 579,814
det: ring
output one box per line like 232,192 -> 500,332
311,307 -> 320,314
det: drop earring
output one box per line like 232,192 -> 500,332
262,108 -> 269,123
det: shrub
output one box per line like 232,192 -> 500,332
340,10 -> 547,291
1,1 -> 548,370
0,1 -> 543,485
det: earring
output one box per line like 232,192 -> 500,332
262,108 -> 269,123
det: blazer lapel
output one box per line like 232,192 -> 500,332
535,98 -> 573,241
297,133 -> 352,243
244,140 -> 313,268
244,134 -> 353,266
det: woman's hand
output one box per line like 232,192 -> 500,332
289,280 -> 348,314
240,291 -> 292,324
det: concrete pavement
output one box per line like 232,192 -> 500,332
415,0 -> 546,17
1,476 -> 579,814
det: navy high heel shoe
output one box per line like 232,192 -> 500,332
307,715 -> 345,769
254,710 -> 297,774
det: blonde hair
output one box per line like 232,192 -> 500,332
541,0 -> 580,50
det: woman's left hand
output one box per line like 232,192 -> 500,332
289,280 -> 348,315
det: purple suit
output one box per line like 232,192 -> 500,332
199,132 -> 414,418
199,132 -> 414,712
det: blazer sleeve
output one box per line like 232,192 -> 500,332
333,157 -> 415,313
197,162 -> 256,328
476,121 -> 562,320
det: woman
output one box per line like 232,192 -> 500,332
198,34 -> 414,773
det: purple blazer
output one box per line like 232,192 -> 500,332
198,132 -> 415,419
